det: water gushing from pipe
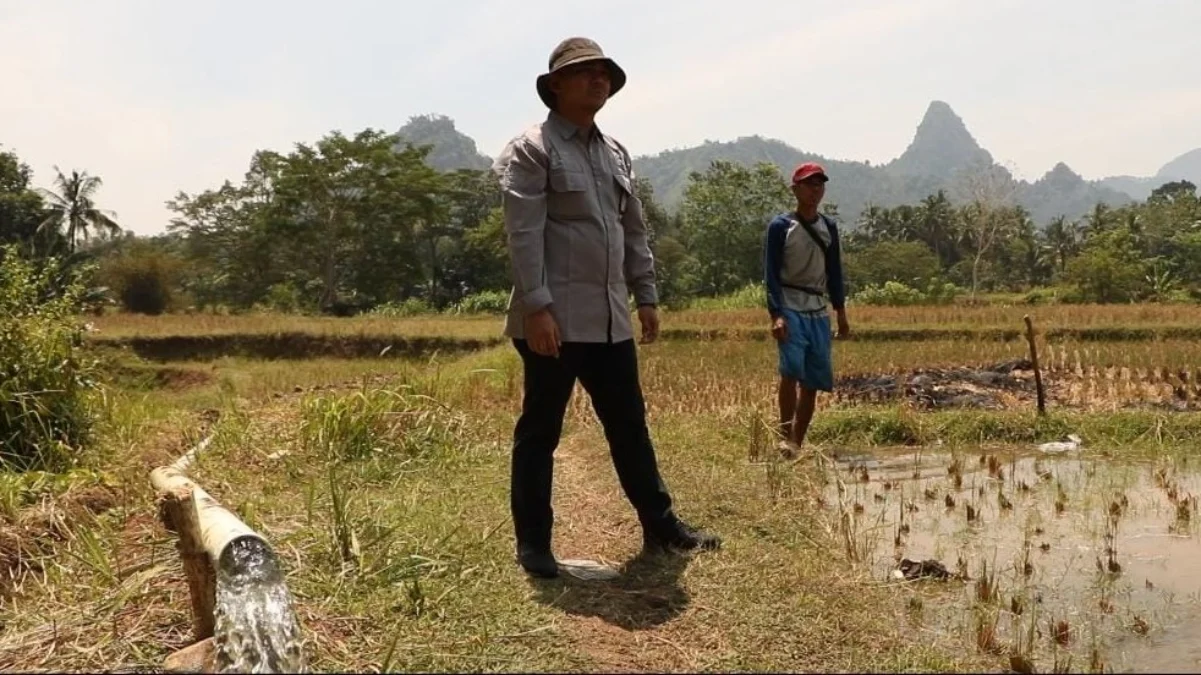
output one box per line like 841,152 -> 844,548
213,536 -> 306,674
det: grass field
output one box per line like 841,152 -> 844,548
3,305 -> 1201,672
88,302 -> 1201,340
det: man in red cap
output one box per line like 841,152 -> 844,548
492,37 -> 720,579
763,162 -> 850,458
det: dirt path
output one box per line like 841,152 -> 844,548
527,406 -> 999,674
539,424 -> 703,672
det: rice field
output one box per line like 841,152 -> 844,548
2,304 -> 1201,673
86,302 -> 1201,340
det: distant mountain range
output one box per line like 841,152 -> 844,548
395,104 -> 1201,227
1098,148 -> 1201,201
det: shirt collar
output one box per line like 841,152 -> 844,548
547,110 -> 601,141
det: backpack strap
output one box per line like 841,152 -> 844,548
783,214 -> 833,298
792,214 -> 831,258
601,134 -> 632,218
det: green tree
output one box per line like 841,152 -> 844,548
679,161 -> 791,296
167,178 -> 281,310
266,130 -> 444,310
454,206 -> 510,296
1064,229 -> 1147,302
913,191 -> 961,269
37,167 -> 120,254
426,168 -> 502,305
843,240 -> 941,294
169,129 -> 447,312
635,177 -> 694,306
0,148 -> 53,254
1043,215 -> 1080,275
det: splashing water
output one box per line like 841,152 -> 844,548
213,536 -> 306,674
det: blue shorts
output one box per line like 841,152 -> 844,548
777,309 -> 834,392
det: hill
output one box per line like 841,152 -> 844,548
1100,148 -> 1201,200
393,114 -> 492,172
632,101 -> 1133,226
394,103 -> 1196,226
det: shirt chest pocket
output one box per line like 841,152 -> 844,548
547,160 -> 593,220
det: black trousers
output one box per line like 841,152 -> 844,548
511,338 -> 676,549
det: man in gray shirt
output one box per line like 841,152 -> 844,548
493,37 -> 720,578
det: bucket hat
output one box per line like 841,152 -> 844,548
536,37 -> 626,109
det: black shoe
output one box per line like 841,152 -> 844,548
516,544 -> 559,578
644,519 -> 721,553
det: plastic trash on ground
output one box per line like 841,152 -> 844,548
1038,434 -> 1083,454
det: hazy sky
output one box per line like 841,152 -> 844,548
3,0 -> 1200,235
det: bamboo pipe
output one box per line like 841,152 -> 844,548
151,465 -> 266,566
151,433 -> 274,647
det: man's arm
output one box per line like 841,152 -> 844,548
825,220 -> 847,312
620,166 -> 658,308
494,134 -> 551,315
764,217 -> 787,319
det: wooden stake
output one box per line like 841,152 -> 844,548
1024,315 -> 1046,415
158,486 -> 216,640
164,637 -> 216,673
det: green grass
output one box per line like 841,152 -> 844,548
3,308 -> 1201,672
89,302 -> 1201,339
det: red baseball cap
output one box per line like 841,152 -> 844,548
791,162 -> 829,184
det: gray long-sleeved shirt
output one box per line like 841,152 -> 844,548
492,111 -> 657,343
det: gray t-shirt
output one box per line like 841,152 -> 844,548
779,215 -> 831,313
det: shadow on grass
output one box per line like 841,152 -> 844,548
528,549 -> 693,630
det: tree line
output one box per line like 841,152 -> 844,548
3,130 -> 1199,315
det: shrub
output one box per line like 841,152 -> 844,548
300,386 -> 465,463
450,290 -> 510,315
685,282 -> 764,311
97,244 -> 183,315
852,281 -> 926,306
0,246 -> 99,470
924,281 -> 962,305
369,297 -> 435,317
261,281 -> 306,314
852,280 -> 962,306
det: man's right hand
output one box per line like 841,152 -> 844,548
771,316 -> 788,342
525,307 -> 561,357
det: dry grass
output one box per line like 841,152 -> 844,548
87,312 -> 506,340
88,302 -> 1201,340
4,306 -> 1201,672
0,343 -> 996,673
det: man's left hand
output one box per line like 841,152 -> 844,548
836,309 -> 851,340
638,305 -> 660,344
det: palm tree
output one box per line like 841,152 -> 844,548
1043,215 -> 1078,274
1081,202 -> 1111,237
37,167 -> 120,254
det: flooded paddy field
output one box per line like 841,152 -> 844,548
820,445 -> 1201,673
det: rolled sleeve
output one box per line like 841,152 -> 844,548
621,174 -> 658,307
494,136 -> 552,315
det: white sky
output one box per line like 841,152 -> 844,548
3,0 -> 1200,235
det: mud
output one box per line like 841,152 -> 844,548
820,447 -> 1201,673
836,359 -> 1037,409
834,359 -> 1200,411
